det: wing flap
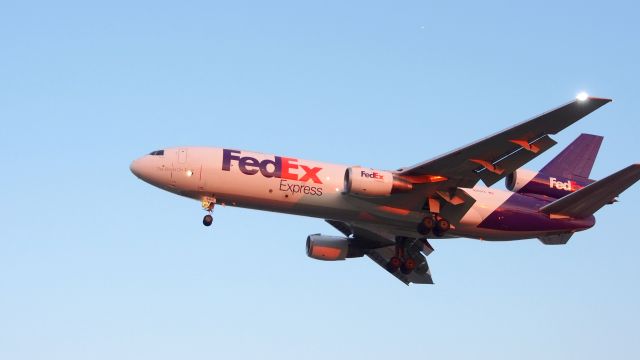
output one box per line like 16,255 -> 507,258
476,135 -> 557,186
436,188 -> 477,225
540,164 -> 640,218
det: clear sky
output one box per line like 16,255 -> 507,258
1,1 -> 639,359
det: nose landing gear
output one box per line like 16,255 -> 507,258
201,196 -> 216,227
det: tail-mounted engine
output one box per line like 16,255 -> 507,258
505,169 -> 539,192
506,168 -> 591,199
343,166 -> 413,197
306,234 -> 365,261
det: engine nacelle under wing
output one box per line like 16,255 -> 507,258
306,234 -> 364,261
343,166 -> 412,197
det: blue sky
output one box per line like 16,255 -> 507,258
1,1 -> 639,359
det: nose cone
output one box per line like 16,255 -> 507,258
130,154 -> 169,187
129,159 -> 143,178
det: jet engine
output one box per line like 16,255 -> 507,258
343,166 -> 413,197
306,234 -> 364,261
505,168 -> 539,192
506,168 -> 590,198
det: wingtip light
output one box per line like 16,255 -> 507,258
576,92 -> 589,101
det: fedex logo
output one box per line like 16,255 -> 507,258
360,171 -> 384,180
549,177 -> 581,192
222,149 -> 323,184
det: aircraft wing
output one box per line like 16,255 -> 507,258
397,97 -> 612,189
366,245 -> 434,285
326,220 -> 435,285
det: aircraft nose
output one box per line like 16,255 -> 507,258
129,159 -> 142,178
129,152 -> 168,186
130,156 -> 153,180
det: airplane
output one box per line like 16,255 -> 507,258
130,94 -> 640,285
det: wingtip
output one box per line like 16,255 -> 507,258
587,96 -> 613,103
574,93 -> 612,103
623,163 -> 640,176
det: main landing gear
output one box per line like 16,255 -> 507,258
201,196 -> 216,227
386,238 -> 418,275
417,214 -> 450,237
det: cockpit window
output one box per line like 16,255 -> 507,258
149,150 -> 164,156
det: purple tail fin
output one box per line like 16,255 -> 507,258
509,134 -> 602,199
541,133 -> 603,181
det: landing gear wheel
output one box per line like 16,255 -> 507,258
201,196 -> 216,227
417,216 -> 435,235
387,256 -> 402,272
401,258 -> 417,274
436,218 -> 450,232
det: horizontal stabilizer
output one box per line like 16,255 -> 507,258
540,164 -> 640,218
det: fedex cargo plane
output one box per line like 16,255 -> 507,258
130,95 -> 640,285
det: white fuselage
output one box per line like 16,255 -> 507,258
130,147 -> 588,241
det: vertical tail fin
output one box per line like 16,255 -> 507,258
507,134 -> 603,199
540,133 -> 603,181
